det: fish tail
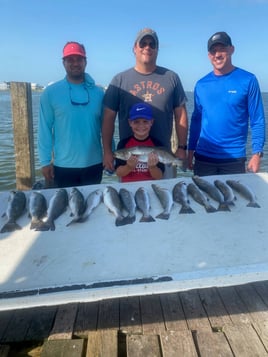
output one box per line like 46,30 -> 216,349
0,221 -> 22,233
247,202 -> 261,208
30,219 -> 43,230
35,220 -> 55,231
217,203 -> 231,212
128,215 -> 136,224
179,206 -> 195,214
156,212 -> 170,220
115,215 -> 135,226
139,215 -> 155,223
205,205 -> 217,213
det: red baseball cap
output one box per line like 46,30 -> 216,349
62,42 -> 86,58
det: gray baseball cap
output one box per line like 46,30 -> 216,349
135,28 -> 159,48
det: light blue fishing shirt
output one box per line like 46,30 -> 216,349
38,73 -> 104,168
188,67 -> 265,159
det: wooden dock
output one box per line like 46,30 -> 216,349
1,280 -> 268,356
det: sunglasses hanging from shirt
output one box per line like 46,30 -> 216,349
69,85 -> 90,106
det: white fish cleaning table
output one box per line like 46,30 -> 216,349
0,172 -> 267,311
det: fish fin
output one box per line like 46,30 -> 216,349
226,201 -> 235,206
66,219 -> 75,227
139,215 -> 155,223
217,203 -> 231,212
156,212 -> 170,220
66,217 -> 81,226
247,202 -> 261,208
205,205 -> 217,213
77,215 -> 90,223
179,206 -> 195,214
0,222 -> 22,233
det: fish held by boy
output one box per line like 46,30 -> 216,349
1,191 -> 26,233
113,146 -> 186,169
151,184 -> 173,220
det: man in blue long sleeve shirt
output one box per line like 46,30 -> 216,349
38,42 -> 104,188
188,31 -> 265,176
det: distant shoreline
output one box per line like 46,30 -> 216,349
1,88 -> 268,94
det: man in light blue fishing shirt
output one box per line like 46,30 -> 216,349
38,41 -> 104,188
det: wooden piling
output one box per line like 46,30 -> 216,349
10,82 -> 35,190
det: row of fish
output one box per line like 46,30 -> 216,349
0,176 -> 260,233
0,188 -> 103,233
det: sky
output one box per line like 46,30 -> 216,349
1,0 -> 268,91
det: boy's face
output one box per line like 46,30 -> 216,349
129,118 -> 153,140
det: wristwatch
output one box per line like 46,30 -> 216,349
178,145 -> 187,150
255,152 -> 263,157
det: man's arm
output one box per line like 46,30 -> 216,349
174,104 -> 188,160
102,107 -> 117,171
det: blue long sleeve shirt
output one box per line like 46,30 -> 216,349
38,73 -> 104,168
188,67 -> 265,159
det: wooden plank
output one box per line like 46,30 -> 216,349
0,308 -> 34,342
87,330 -> 118,357
223,324 -> 268,356
198,287 -> 232,329
73,302 -> 99,338
49,303 -> 78,340
217,285 -> 253,324
252,320 -> 268,351
195,330 -> 233,357
235,283 -> 268,323
0,345 -> 10,357
41,339 -> 84,357
0,310 -> 13,342
160,330 -> 198,357
10,81 -> 35,190
126,334 -> 161,357
119,296 -> 142,334
179,289 -> 211,331
140,294 -> 166,334
98,298 -> 119,330
160,292 -> 188,331
25,305 -> 57,341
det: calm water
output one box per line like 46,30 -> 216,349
0,90 -> 268,192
